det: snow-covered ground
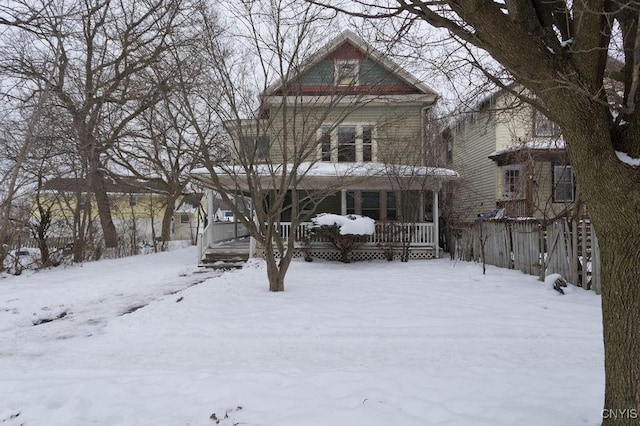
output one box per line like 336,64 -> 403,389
0,247 -> 604,425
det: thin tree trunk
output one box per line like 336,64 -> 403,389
88,154 -> 118,249
161,194 -> 180,248
264,244 -> 285,292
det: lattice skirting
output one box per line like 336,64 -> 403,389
256,244 -> 437,261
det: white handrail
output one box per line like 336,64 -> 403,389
277,222 -> 435,246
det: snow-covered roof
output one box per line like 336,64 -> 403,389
192,162 -> 457,192
489,139 -> 566,158
263,30 -> 438,98
193,162 -> 458,179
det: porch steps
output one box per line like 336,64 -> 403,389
199,238 -> 251,270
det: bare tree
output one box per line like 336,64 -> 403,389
0,0 -> 191,253
318,0 -> 640,421
185,2 -> 385,291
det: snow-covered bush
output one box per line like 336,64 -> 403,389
309,214 -> 375,263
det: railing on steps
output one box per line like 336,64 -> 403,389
198,221 -> 249,263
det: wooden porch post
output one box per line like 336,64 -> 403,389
432,188 -> 440,258
341,189 -> 347,215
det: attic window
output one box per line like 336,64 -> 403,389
335,60 -> 359,86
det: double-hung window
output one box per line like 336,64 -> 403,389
502,165 -> 523,199
319,127 -> 331,162
553,165 -> 574,202
317,124 -> 376,163
337,126 -> 357,162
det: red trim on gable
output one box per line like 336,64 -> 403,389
273,85 -> 423,96
326,42 -> 367,60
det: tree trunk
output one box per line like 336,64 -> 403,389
554,100 -> 640,425
599,224 -> 640,426
161,194 -> 180,249
92,177 -> 118,249
88,154 -> 118,249
264,244 -> 285,292
262,232 -> 296,292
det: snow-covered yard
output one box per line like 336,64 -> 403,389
0,247 -> 604,425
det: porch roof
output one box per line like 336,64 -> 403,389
192,162 -> 458,192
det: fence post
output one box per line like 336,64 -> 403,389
581,220 -> 588,289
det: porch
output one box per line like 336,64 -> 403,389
198,219 -> 439,265
193,162 -> 457,264
263,221 -> 439,261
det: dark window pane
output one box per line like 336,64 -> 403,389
362,126 -> 372,162
361,191 -> 380,220
386,192 -> 397,220
320,127 -> 331,161
346,191 -> 356,215
338,126 -> 356,162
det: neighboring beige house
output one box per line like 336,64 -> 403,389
39,177 -> 203,243
444,88 -> 578,223
194,30 -> 458,261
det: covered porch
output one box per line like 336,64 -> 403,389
193,162 -> 457,263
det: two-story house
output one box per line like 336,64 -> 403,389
444,87 -> 578,224
194,30 -> 458,261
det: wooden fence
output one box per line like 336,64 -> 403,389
453,218 -> 601,293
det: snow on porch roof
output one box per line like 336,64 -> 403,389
191,162 -> 458,191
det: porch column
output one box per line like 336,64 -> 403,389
341,190 -> 347,215
432,188 -> 439,258
207,189 -> 214,226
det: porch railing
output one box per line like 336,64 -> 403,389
497,198 -> 530,218
278,222 -> 435,247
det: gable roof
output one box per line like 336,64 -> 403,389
263,30 -> 438,98
43,176 -> 169,194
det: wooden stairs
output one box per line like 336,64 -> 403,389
200,238 -> 251,270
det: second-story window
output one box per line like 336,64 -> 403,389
502,165 -> 523,199
338,126 -> 356,162
320,126 -> 331,162
533,110 -> 561,137
553,165 -> 575,202
335,60 -> 359,86
362,126 -> 373,162
317,124 -> 376,163
241,135 -> 270,160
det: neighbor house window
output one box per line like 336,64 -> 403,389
129,195 -> 137,206
335,60 -> 359,86
533,110 -> 561,137
180,213 -> 190,224
317,124 -> 376,162
503,165 -> 523,199
553,165 -> 574,202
